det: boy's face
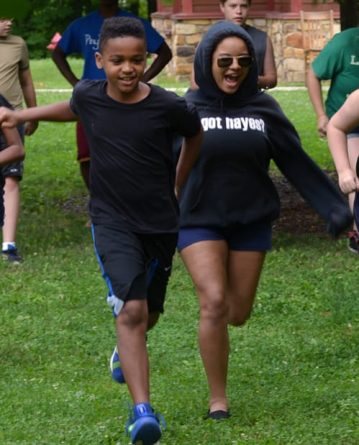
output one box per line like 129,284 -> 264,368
0,19 -> 13,37
96,36 -> 147,102
220,0 -> 250,25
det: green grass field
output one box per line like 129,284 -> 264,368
0,59 -> 358,444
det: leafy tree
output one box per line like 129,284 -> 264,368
9,0 -> 359,58
11,0 -> 148,58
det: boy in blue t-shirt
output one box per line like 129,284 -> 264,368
0,95 -> 24,237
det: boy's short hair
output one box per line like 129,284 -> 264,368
99,17 -> 146,52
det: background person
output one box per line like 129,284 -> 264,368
52,0 -> 172,193
0,94 -> 25,236
0,17 -> 38,263
219,0 -> 277,89
306,27 -> 359,253
190,0 -> 277,90
178,21 -> 351,420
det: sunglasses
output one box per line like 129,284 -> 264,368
217,55 -> 252,68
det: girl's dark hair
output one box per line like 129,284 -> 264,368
99,17 -> 145,52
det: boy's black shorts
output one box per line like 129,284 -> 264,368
0,124 -> 24,180
92,224 -> 178,313
1,161 -> 24,179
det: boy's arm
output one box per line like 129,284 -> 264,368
327,90 -> 359,194
52,47 -> 79,87
0,101 -> 77,129
306,66 -> 328,137
142,42 -> 172,82
0,127 -> 25,166
175,128 -> 203,197
258,36 -> 277,90
19,67 -> 38,135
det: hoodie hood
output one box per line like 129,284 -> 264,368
190,20 -> 259,104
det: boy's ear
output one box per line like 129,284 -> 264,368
95,52 -> 103,69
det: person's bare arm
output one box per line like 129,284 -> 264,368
258,36 -> 277,90
306,66 -> 328,137
0,101 -> 77,130
0,127 -> 25,166
175,128 -> 203,197
327,90 -> 359,194
52,46 -> 79,87
189,67 -> 199,90
142,41 -> 172,82
19,67 -> 38,135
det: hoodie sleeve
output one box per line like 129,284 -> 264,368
261,94 -> 352,237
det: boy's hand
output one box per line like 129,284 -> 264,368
0,106 -> 18,129
317,114 -> 329,138
338,168 -> 359,195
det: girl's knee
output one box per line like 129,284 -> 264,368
199,291 -> 228,322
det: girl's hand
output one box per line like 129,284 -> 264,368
338,168 -> 359,194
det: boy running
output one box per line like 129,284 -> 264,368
0,17 -> 202,445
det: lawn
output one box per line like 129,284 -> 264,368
0,59 -> 357,445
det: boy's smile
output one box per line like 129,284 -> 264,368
96,36 -> 148,103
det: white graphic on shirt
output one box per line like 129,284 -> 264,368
350,55 -> 359,65
85,34 -> 99,51
201,116 -> 265,132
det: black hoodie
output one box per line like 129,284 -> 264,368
179,21 -> 351,237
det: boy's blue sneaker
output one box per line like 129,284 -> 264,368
126,403 -> 163,445
110,346 -> 126,384
2,247 -> 22,264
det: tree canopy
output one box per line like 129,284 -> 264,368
6,0 -> 359,58
10,0 -> 148,57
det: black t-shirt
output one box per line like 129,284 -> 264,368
70,80 -> 201,233
244,25 -> 267,76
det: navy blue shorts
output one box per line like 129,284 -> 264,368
0,124 -> 24,180
347,126 -> 359,138
92,224 -> 177,314
178,222 -> 272,252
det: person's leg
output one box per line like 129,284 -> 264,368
110,310 -> 159,384
2,175 -> 22,262
116,298 -> 150,404
2,175 -> 20,243
227,251 -> 266,326
92,225 -> 163,444
116,299 -> 162,445
110,234 -> 174,384
181,240 -> 230,414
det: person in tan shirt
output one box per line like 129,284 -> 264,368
0,17 -> 38,263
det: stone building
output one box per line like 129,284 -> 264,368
152,0 -> 340,83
